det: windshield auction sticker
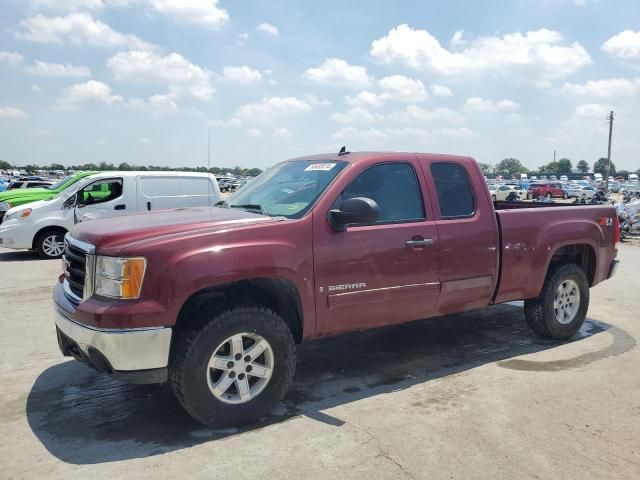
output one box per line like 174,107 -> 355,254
305,163 -> 336,172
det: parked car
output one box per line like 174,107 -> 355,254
560,175 -> 568,182
489,184 -> 524,201
53,151 -> 619,427
566,185 -> 597,199
0,171 -> 221,258
527,182 -> 566,199
0,172 -> 96,223
8,180 -> 53,190
216,176 -> 236,192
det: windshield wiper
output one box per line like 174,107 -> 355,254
229,204 -> 268,216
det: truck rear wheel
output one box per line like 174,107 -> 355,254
169,306 -> 296,427
524,263 -> 589,339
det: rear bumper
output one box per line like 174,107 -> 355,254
55,305 -> 172,384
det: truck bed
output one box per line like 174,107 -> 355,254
493,202 -> 617,304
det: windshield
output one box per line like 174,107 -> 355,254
224,159 -> 348,218
47,175 -> 74,190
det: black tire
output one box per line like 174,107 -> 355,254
524,263 -> 589,339
35,229 -> 66,259
169,306 -> 296,428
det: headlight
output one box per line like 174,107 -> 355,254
4,208 -> 31,222
95,256 -> 147,299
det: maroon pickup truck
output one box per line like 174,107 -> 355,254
53,152 -> 619,427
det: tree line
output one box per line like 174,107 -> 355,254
0,160 -> 263,177
479,157 -> 639,178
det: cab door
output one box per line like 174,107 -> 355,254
75,177 -> 128,222
313,158 -> 440,336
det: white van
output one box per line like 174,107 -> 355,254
629,173 -> 639,183
594,173 -> 603,182
0,171 -> 220,258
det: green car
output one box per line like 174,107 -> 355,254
0,172 -> 96,222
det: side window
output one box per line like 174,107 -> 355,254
430,162 -> 475,219
341,163 -> 425,223
81,179 -> 123,205
140,176 -> 180,197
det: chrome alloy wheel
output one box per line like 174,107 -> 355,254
553,279 -> 580,324
42,234 -> 65,257
206,332 -> 274,404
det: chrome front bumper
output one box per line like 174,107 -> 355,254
55,307 -> 172,372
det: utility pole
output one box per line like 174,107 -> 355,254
605,111 -> 614,194
553,150 -> 556,163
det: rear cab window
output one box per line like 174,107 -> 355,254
430,163 -> 475,219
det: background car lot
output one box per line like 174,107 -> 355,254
1,244 -> 639,479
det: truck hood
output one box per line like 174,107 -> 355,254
71,207 -> 281,252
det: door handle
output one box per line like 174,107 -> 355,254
405,238 -> 433,247
114,204 -> 126,210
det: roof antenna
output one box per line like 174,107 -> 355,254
338,145 -> 349,155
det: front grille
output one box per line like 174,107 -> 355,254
62,235 -> 95,302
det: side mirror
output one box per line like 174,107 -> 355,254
63,194 -> 78,209
328,197 -> 379,232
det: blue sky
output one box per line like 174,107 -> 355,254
0,0 -> 639,171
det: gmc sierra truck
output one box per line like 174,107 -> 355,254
53,152 -> 620,427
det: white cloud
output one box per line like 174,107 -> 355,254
29,0 -> 229,28
431,84 -> 453,97
377,75 -> 429,102
32,84 -> 43,93
434,127 -> 475,138
273,127 -> 291,137
36,128 -> 52,135
333,126 -> 388,141
29,0 -> 117,10
247,128 -> 262,137
602,30 -> 640,60
574,103 -> 613,118
256,23 -> 279,36
137,137 -> 152,144
346,75 -> 428,108
26,60 -> 91,77
209,117 -> 242,127
331,107 -> 383,123
57,80 -> 123,110
17,13 -> 154,50
393,105 -> 464,124
0,107 -> 28,118
143,0 -> 228,29
0,51 -> 24,66
148,94 -> 179,113
221,66 -> 262,84
237,32 -> 249,46
236,96 -> 312,124
108,50 -> 213,100
304,58 -> 371,88
562,78 -> 640,97
370,24 -> 590,79
346,90 -> 386,107
464,97 -> 520,112
450,30 -> 465,48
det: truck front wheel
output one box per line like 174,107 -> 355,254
524,264 -> 589,339
169,306 -> 296,427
